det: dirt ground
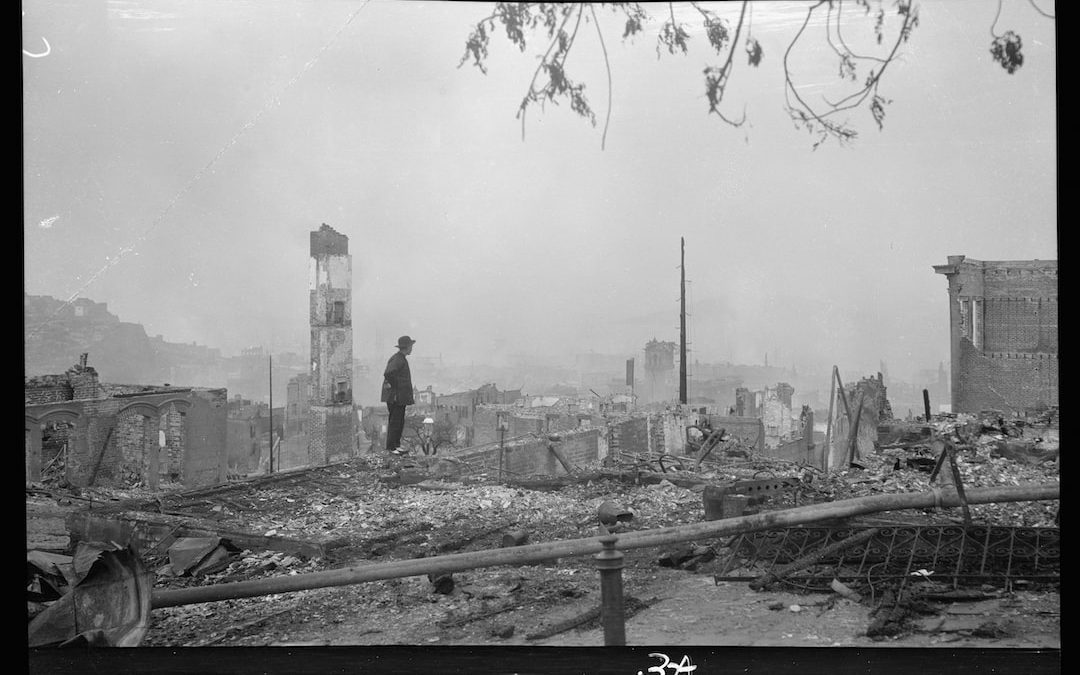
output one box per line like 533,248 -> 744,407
138,556 -> 1059,649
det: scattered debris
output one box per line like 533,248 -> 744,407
525,596 -> 657,641
830,578 -> 862,602
596,500 -> 633,526
657,544 -> 715,571
167,537 -> 239,576
501,530 -> 529,547
429,573 -> 455,595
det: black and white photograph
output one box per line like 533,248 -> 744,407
25,0 -> 1057,670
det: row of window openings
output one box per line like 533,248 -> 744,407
959,299 -> 1054,350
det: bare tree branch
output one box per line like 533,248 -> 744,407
458,2 -> 942,149
991,0 -> 1005,38
589,3 -> 613,150
834,0 -> 889,64
783,0 -> 917,146
1027,0 -> 1055,19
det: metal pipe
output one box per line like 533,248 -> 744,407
595,535 -> 626,646
151,483 -> 1058,609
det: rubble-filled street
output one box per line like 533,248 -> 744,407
25,4 -> 1059,671
27,413 -> 1058,649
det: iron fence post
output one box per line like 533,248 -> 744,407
595,534 -> 626,646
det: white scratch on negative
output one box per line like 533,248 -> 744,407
39,215 -> 59,229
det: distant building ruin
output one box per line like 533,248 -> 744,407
934,256 -> 1058,414
643,338 -> 677,403
734,382 -> 796,447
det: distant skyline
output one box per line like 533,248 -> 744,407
24,1 -> 1056,385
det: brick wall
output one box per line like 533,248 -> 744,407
182,389 -> 228,487
227,417 -> 260,472
609,417 -> 649,455
706,415 -> 765,452
957,340 -> 1058,413
324,406 -> 356,463
453,428 -> 602,476
162,405 -> 185,477
936,258 -> 1057,413
25,375 -> 73,404
117,411 -> 151,485
653,411 -> 688,455
307,405 -> 356,466
69,369 -> 101,400
472,408 -> 497,446
26,388 -> 227,489
308,408 -> 328,466
473,408 -> 546,446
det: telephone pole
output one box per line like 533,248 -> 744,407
679,237 -> 688,406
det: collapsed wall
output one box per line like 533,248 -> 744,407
449,427 -> 607,476
26,368 -> 228,489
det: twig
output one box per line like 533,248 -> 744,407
525,595 -> 656,640
186,605 -> 296,646
440,602 -> 520,629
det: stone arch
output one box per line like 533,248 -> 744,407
154,398 -> 192,414
117,403 -> 161,487
157,400 -> 190,482
117,401 -> 161,418
30,410 -> 80,485
34,407 -> 82,426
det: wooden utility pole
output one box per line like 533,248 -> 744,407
823,368 -> 837,471
679,237 -> 687,406
268,354 -> 273,474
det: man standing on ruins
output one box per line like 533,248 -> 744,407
381,335 -> 416,455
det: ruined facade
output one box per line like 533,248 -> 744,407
734,387 -> 760,417
308,224 -> 356,464
826,373 -> 891,471
431,383 -> 522,446
761,382 -> 796,444
25,360 -> 227,489
934,256 -> 1058,414
733,382 -> 796,447
643,339 -> 677,403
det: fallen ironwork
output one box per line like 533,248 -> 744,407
715,524 -> 1060,590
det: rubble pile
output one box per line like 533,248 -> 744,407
28,409 -> 1057,646
805,413 -> 1058,527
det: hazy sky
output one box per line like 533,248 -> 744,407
23,0 -> 1056,382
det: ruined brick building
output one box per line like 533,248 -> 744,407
307,224 -> 356,464
25,356 -> 228,489
934,256 -> 1058,414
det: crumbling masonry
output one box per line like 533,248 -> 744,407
308,224 -> 356,465
934,256 -> 1058,414
25,359 -> 227,489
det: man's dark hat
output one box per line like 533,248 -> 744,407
397,335 -> 416,349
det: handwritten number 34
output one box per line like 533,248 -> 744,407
640,653 -> 697,675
